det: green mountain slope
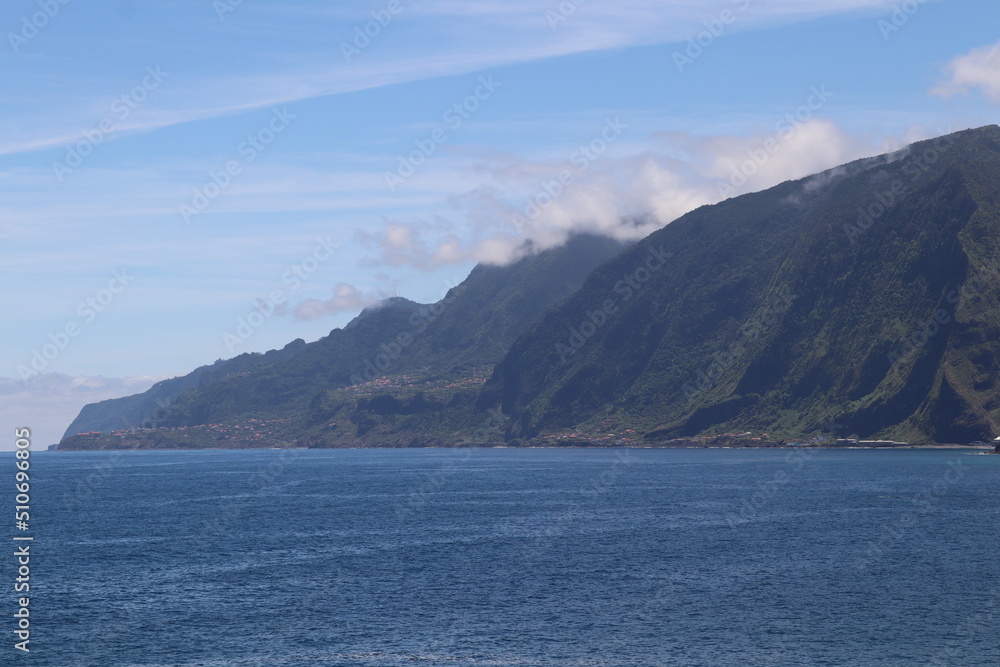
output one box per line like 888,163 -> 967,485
58,234 -> 625,449
478,125 -> 1000,445
61,127 -> 1000,450
60,338 -> 307,439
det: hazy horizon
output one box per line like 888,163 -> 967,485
4,0 -> 1000,449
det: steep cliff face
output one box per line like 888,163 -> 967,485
59,235 -> 625,448
61,127 -> 1000,450
61,338 -> 308,439
479,126 -> 1000,444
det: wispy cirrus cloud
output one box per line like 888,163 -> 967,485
0,0 -> 901,157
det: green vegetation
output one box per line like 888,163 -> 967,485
60,235 -> 624,449
61,126 -> 1000,450
61,338 -> 307,438
483,126 -> 1000,445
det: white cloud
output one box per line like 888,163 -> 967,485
933,40 -> 1000,104
362,118 -> 908,268
0,374 -> 165,451
290,283 -> 392,320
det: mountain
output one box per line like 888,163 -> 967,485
60,339 -> 307,439
61,126 -> 1000,450
478,125 -> 1000,445
58,234 -> 626,449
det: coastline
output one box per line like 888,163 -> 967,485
50,441 -> 998,452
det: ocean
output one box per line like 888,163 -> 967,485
13,447 -> 1000,665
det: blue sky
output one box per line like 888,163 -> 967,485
2,0 -> 999,447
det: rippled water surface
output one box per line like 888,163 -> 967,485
19,448 -> 1000,665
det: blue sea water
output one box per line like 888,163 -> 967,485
10,447 -> 1000,666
